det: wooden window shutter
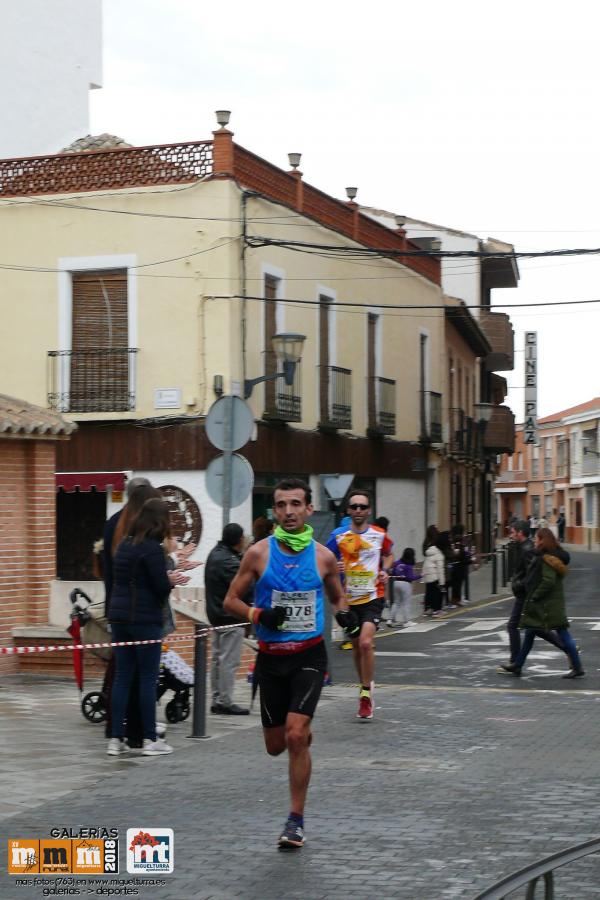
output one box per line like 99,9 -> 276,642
71,271 -> 128,350
264,275 -> 278,410
70,270 -> 130,412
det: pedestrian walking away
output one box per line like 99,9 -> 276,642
499,527 -> 584,679
499,519 -> 567,671
327,492 -> 393,721
388,548 -> 421,627
205,523 -> 252,715
224,477 -> 356,850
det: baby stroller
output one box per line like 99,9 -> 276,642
68,588 -> 192,726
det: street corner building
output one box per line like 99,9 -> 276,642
0,113 -> 518,665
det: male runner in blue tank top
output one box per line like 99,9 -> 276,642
224,477 -> 358,849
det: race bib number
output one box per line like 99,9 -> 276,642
345,567 -> 377,600
271,590 -> 316,632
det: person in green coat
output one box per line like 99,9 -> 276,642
499,528 -> 584,679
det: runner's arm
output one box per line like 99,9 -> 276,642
321,547 -> 348,613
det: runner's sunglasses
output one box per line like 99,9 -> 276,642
348,503 -> 369,510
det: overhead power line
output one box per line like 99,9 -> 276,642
245,235 -> 600,261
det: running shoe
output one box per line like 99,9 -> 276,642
357,691 -> 373,721
278,817 -> 305,849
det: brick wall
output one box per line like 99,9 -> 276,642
0,439 -> 57,674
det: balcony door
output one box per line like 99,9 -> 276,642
70,270 -> 130,412
319,296 -> 331,423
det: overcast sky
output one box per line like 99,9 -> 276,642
91,0 -> 600,420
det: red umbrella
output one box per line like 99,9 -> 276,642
67,616 -> 84,693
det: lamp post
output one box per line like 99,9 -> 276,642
244,332 -> 306,399
474,402 -> 494,554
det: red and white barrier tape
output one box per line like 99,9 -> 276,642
0,620 -> 248,656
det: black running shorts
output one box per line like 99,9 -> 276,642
256,640 -> 328,728
351,597 -> 385,631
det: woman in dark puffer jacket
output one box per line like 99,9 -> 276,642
500,527 -> 584,679
108,498 -> 188,756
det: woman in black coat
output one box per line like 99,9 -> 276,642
107,498 -> 187,757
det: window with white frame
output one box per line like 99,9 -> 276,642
531,444 -> 539,478
585,488 -> 594,524
543,436 -> 552,476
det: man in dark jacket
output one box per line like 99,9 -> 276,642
205,523 -> 250,715
504,519 -> 535,664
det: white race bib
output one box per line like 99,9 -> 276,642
345,568 -> 377,600
271,590 -> 316,632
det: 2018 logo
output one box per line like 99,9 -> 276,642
126,828 -> 174,874
7,837 -> 119,874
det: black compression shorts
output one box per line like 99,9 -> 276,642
351,597 -> 385,631
256,640 -> 328,728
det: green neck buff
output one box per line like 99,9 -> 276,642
274,524 -> 314,553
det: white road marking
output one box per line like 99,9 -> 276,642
376,651 -> 429,657
459,619 -> 507,631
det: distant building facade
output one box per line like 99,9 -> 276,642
496,397 -> 600,545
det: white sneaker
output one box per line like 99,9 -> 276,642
155,722 -> 167,739
107,738 -> 127,756
142,738 -> 173,756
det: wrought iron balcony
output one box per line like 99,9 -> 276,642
47,349 -> 138,413
368,377 -> 396,436
319,366 -> 352,430
482,404 -> 515,454
449,408 -> 475,458
263,362 -> 302,423
420,391 -> 442,443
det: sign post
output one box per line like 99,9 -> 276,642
524,332 -> 538,446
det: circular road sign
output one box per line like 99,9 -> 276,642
205,395 -> 254,452
205,453 -> 254,508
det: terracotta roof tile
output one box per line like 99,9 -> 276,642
0,395 -> 77,438
538,397 -> 600,424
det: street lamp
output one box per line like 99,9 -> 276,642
244,332 -> 306,399
474,402 -> 494,428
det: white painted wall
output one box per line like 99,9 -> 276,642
376,478 -> 425,560
0,0 -> 102,158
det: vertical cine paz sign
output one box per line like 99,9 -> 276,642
524,331 -> 538,445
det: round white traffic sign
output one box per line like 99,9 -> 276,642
205,453 -> 254,508
205,396 -> 254,452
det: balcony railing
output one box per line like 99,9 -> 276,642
449,408 -> 476,458
319,366 -> 352,430
48,349 -> 138,413
368,377 -> 396,435
479,310 -> 514,371
263,362 -> 302,423
497,469 -> 527,483
420,391 -> 443,443
482,404 -> 515,454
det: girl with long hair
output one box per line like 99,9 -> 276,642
108,499 -> 188,756
500,528 -> 583,678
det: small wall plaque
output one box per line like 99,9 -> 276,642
154,388 -> 182,409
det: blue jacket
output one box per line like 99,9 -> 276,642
109,538 -> 172,626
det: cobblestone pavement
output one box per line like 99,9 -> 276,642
1,550 -> 599,899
